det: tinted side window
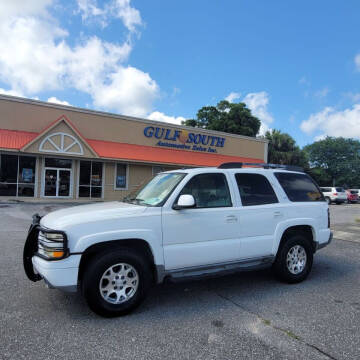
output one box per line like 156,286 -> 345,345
274,172 -> 324,202
235,173 -> 278,206
321,187 -> 331,192
179,173 -> 232,208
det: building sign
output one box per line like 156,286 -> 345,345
144,126 -> 226,153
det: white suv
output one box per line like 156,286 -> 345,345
24,163 -> 332,317
320,187 -> 347,205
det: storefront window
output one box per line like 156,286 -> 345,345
115,163 -> 128,189
79,161 -> 91,185
0,154 -> 36,197
78,161 -> 103,198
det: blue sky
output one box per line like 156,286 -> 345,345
0,0 -> 360,146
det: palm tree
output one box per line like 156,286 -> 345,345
264,129 -> 308,167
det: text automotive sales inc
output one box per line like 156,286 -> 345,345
143,126 -> 226,153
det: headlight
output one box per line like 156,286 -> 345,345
37,230 -> 68,260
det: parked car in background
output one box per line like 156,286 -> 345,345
346,190 -> 359,204
320,187 -> 347,205
349,189 -> 360,198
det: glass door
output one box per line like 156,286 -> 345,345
44,169 -> 57,196
58,170 -> 71,197
44,168 -> 71,197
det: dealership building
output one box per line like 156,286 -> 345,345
0,95 -> 268,201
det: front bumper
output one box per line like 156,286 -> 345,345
23,213 -> 80,292
32,254 -> 81,292
316,231 -> 333,251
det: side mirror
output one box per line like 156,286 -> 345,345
173,194 -> 196,210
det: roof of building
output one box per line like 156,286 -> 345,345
0,128 -> 264,167
0,129 -> 37,149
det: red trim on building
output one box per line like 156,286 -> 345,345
87,139 -> 263,167
0,129 -> 38,149
0,129 -> 264,166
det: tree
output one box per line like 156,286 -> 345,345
264,129 -> 308,167
306,167 -> 332,187
183,100 -> 261,137
304,137 -> 360,186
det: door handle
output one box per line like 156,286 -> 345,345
226,215 -> 238,223
274,211 -> 282,217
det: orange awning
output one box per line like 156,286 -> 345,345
87,139 -> 264,167
0,129 -> 37,149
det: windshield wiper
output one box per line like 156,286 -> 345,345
133,198 -> 147,205
122,197 -> 147,205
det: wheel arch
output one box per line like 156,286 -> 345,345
274,224 -> 316,256
78,239 -> 158,287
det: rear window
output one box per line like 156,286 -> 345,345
336,187 -> 344,192
274,172 -> 325,202
350,190 -> 358,194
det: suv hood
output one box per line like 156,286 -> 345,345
40,202 -> 147,230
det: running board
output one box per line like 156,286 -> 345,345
165,256 -> 275,282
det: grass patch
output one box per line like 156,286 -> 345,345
283,329 -> 301,340
261,318 -> 301,341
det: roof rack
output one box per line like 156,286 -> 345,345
217,162 -> 304,172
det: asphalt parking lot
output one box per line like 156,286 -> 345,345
1,202 -> 360,360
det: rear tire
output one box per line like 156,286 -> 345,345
325,197 -> 331,205
273,234 -> 313,284
82,248 -> 152,317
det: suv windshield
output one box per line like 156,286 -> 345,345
123,172 -> 186,206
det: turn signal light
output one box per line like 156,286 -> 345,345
50,251 -> 65,258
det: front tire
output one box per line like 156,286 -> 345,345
273,234 -> 313,283
82,248 -> 152,317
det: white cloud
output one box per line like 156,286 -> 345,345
47,97 -> 71,106
314,87 -> 330,98
0,0 -> 158,117
77,0 -> 105,20
76,0 -> 142,33
147,111 -> 185,125
300,104 -> 360,139
225,92 -> 241,103
92,66 -> 159,117
314,134 -> 327,142
0,0 -> 52,19
0,87 -> 23,97
355,54 -> 360,71
243,91 -> 273,135
113,0 -> 142,33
